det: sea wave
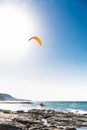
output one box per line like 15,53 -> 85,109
67,108 -> 87,114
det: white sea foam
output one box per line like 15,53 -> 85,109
0,102 -> 45,112
68,108 -> 87,114
0,103 -> 32,112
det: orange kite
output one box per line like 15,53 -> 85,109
29,36 -> 42,46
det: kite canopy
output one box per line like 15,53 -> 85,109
29,36 -> 42,46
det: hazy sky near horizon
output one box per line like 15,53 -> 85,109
0,0 -> 87,101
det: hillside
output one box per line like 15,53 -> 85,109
0,93 -> 16,101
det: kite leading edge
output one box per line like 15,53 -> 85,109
29,36 -> 42,46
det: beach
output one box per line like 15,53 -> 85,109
0,101 -> 87,129
0,108 -> 87,130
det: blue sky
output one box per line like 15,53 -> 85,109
41,0 -> 87,64
0,0 -> 87,101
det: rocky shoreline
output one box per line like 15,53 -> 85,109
0,109 -> 87,130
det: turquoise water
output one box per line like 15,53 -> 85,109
0,101 -> 87,114
0,101 -> 87,113
33,101 -> 87,114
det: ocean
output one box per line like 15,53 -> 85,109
0,101 -> 87,130
41,101 -> 87,114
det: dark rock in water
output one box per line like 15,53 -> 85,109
3,110 -> 11,114
65,127 -> 77,130
0,124 -> 22,130
16,110 -> 24,113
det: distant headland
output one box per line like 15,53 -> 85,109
0,93 -> 32,104
0,93 -> 16,101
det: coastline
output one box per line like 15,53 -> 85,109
0,109 -> 87,130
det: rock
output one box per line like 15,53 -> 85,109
0,109 -> 86,129
16,110 -> 24,113
65,127 -> 77,130
3,110 -> 11,114
0,124 -> 22,130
